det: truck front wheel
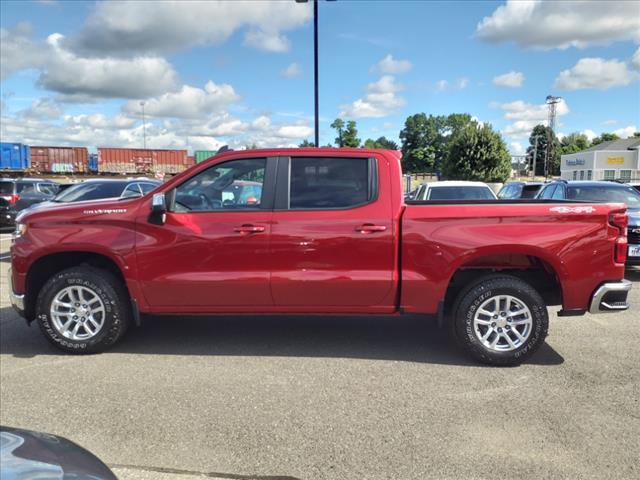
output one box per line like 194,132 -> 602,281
452,275 -> 549,366
35,266 -> 131,354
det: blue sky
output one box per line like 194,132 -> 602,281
1,0 -> 638,154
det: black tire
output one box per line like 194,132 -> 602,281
36,266 -> 131,354
451,275 -> 549,366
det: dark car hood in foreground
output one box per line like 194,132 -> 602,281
0,426 -> 116,480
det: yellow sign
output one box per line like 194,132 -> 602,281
607,156 -> 625,164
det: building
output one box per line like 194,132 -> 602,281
561,138 -> 640,181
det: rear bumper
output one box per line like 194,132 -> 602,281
589,280 -> 632,314
7,267 -> 25,317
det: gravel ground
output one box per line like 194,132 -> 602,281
1,233 -> 638,480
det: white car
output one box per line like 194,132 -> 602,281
413,181 -> 498,201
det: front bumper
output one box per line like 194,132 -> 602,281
7,267 -> 25,317
589,280 -> 632,314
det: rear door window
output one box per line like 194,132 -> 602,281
0,182 -> 14,194
289,157 -> 373,209
538,184 -> 557,199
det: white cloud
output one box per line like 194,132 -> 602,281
632,47 -> 640,70
18,98 -> 63,120
493,98 -> 570,138
581,129 -> 598,141
372,54 -> 412,74
554,57 -> 638,90
509,141 -> 525,155
0,23 -> 47,79
275,125 -> 313,139
339,75 -> 406,119
243,30 -> 290,53
493,71 -> 524,88
281,63 -> 301,78
122,81 -> 240,119
66,0 -> 311,56
40,34 -> 180,99
613,125 -> 638,138
476,0 -> 640,49
1,27 -> 180,99
436,77 -> 469,92
602,119 -> 618,126
65,113 -> 137,130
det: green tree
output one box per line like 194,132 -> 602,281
399,113 -> 473,173
592,132 -> 620,146
298,139 -> 315,147
442,123 -> 511,182
633,132 -> 640,138
330,118 -> 360,147
363,136 -> 399,150
559,132 -> 591,155
526,124 -> 560,177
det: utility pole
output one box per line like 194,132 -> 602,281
140,101 -> 147,150
545,95 -> 562,179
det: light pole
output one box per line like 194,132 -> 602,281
296,0 -> 335,147
140,101 -> 147,150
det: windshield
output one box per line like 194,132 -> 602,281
427,186 -> 496,200
567,186 -> 640,208
54,182 -> 127,203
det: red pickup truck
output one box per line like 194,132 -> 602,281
8,148 -> 632,365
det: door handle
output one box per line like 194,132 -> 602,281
234,224 -> 266,234
355,224 -> 387,234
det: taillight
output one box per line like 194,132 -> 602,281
0,194 -> 19,205
609,211 -> 628,235
615,237 -> 627,264
609,211 -> 628,264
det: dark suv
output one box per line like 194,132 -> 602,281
0,178 -> 60,229
497,181 -> 544,199
536,180 -> 640,266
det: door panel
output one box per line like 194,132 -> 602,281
135,156 -> 275,308
270,156 -> 396,309
136,211 -> 273,307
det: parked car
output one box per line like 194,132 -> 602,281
8,148 -> 631,366
0,178 -> 60,227
1,426 -> 116,479
0,197 -> 14,230
22,178 -> 160,214
497,181 -> 544,199
413,181 -> 497,200
536,180 -> 640,266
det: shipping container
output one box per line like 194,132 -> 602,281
98,148 -> 189,174
88,153 -> 98,172
187,155 -> 195,168
194,150 -> 217,164
29,146 -> 88,173
0,142 -> 30,170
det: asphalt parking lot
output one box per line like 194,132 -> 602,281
1,232 -> 639,480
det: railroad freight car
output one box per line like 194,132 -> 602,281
194,150 -> 217,164
98,148 -> 190,174
1,142 -> 30,170
29,146 -> 88,173
88,153 -> 98,172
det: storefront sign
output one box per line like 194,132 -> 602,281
607,156 -> 625,164
566,159 -> 585,166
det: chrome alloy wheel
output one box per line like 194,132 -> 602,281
50,286 -> 106,341
473,295 -> 533,352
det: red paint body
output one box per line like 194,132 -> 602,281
10,148 -> 627,319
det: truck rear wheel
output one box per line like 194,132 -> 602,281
452,275 -> 548,366
35,266 -> 131,354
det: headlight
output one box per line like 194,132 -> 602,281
13,222 -> 27,238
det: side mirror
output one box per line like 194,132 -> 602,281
149,192 -> 167,225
